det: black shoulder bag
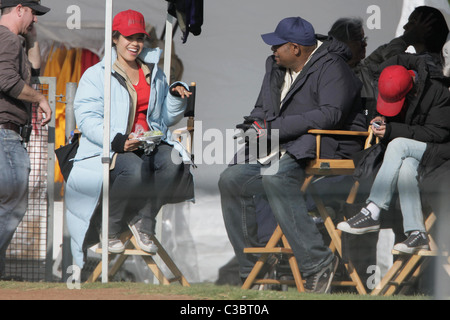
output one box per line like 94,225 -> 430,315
55,132 -> 80,182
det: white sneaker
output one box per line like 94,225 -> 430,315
108,236 -> 125,254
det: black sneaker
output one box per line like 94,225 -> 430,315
393,231 -> 429,254
337,208 -> 380,235
304,256 -> 339,294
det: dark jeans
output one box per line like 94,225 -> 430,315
109,143 -> 185,236
219,153 -> 333,278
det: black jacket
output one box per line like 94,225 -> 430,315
248,36 -> 366,161
378,54 -> 450,144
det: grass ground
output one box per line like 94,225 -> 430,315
0,281 -> 430,300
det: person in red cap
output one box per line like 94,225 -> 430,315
64,9 -> 194,266
338,56 -> 450,254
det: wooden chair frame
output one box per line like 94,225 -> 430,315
86,230 -> 190,286
371,212 -> 450,296
242,128 -> 373,294
86,83 -> 196,286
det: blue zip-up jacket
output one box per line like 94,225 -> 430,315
65,47 -> 189,267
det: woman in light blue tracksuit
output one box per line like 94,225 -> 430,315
65,10 -> 193,268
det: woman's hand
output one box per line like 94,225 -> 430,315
171,85 -> 192,99
124,134 -> 142,152
370,116 -> 387,139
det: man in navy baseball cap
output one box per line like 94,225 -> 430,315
0,0 -> 50,16
221,15 -> 367,294
261,16 -> 316,46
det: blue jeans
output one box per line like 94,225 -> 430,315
219,153 -> 333,278
368,138 -> 427,233
0,129 -> 30,276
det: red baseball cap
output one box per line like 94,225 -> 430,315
377,65 -> 415,117
112,10 -> 149,37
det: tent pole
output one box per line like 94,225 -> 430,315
151,10 -> 176,285
163,12 -> 176,83
102,0 -> 113,284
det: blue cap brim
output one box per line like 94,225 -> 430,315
261,32 -> 288,46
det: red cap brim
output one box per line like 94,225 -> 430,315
376,93 -> 405,117
118,27 -> 150,38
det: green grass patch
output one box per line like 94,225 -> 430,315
0,281 -> 431,300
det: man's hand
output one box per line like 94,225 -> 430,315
24,24 -> 41,70
36,97 -> 52,126
17,85 -> 52,126
234,116 -> 269,143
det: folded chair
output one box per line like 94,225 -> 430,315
242,128 -> 374,294
371,211 -> 450,296
86,83 -> 197,285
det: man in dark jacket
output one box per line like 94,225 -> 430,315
219,17 -> 366,293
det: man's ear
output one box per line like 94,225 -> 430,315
292,44 -> 301,57
16,5 -> 24,18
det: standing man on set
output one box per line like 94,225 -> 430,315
0,0 -> 52,278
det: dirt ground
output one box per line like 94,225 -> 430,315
0,288 -> 192,300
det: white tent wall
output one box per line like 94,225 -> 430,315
36,0 -> 449,283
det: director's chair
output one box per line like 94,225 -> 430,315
86,230 -> 190,285
86,83 -> 197,285
371,211 -> 450,296
242,128 -> 374,294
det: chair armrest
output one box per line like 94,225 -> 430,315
172,126 -> 194,154
172,126 -> 194,138
308,129 -> 370,137
308,128 -> 375,157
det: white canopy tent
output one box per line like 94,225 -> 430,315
36,0 -> 450,283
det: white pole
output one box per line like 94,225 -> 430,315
151,10 -> 175,285
163,13 -> 176,83
102,0 -> 113,283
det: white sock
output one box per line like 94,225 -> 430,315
366,202 -> 381,221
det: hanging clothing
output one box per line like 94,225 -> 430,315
81,49 -> 100,77
167,0 -> 203,43
43,45 -> 99,184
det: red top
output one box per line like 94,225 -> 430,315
131,67 -> 151,134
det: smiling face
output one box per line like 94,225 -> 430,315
113,33 -> 145,67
